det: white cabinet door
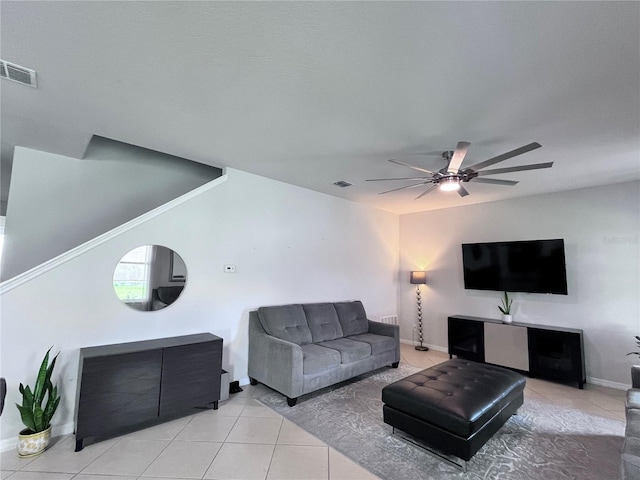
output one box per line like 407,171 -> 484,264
484,323 -> 529,371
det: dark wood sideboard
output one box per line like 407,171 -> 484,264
448,315 -> 586,389
74,333 -> 222,451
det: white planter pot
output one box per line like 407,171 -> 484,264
17,425 -> 51,458
502,314 -> 513,324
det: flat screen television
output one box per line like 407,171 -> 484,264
461,239 -> 568,295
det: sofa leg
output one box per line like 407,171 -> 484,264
286,396 -> 298,407
249,377 -> 259,386
391,362 -> 399,368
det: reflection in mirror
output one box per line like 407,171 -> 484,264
113,245 -> 186,311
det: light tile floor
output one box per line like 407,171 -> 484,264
1,345 -> 626,479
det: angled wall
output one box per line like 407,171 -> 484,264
1,137 -> 221,280
0,167 -> 399,448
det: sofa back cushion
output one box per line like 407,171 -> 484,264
257,304 -> 312,345
334,301 -> 369,336
303,303 -> 344,343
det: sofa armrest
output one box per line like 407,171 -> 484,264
632,366 -> 640,389
368,320 -> 398,337
248,311 -> 304,398
368,320 -> 400,363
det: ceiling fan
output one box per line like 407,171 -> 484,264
366,142 -> 552,199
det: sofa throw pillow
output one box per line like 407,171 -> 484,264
334,301 -> 369,336
258,304 -> 313,346
303,303 -> 344,343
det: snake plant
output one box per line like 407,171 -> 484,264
627,336 -> 640,358
16,347 -> 61,434
498,291 -> 513,315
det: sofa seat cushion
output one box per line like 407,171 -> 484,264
301,344 -> 341,375
627,408 -> 640,438
628,389 -> 640,410
347,333 -> 396,356
623,435 -> 640,480
317,338 -> 371,364
303,303 -> 344,343
258,304 -> 312,345
334,301 -> 369,336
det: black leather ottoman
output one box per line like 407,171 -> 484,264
382,359 -> 526,469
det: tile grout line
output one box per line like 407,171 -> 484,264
197,402 -> 246,480
263,410 -> 286,480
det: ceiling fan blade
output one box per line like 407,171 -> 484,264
465,142 -> 542,171
415,184 -> 438,199
446,141 -> 471,173
472,178 -> 519,186
457,185 -> 470,197
388,158 -> 435,175
379,182 -> 431,195
476,162 -> 553,176
366,177 -> 429,182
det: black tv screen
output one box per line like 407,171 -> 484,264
462,239 -> 568,295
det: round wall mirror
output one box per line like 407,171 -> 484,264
113,245 -> 187,311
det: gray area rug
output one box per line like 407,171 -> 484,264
258,365 -> 624,480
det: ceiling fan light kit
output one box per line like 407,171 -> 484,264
439,177 -> 461,192
367,141 -> 552,200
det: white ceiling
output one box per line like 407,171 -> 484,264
1,1 -> 639,215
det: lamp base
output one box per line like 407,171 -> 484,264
415,345 -> 429,351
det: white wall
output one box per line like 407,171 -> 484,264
0,167 -> 399,447
399,181 -> 640,387
1,137 -> 221,280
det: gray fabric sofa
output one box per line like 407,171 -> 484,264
248,301 -> 400,406
623,366 -> 640,479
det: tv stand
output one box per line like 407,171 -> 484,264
74,333 -> 223,450
448,315 -> 585,389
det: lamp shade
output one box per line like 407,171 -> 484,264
410,271 -> 427,284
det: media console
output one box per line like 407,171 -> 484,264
448,315 -> 585,389
74,333 -> 222,451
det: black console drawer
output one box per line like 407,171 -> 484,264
448,317 -> 485,363
528,328 -> 585,387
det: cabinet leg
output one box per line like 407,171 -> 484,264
286,397 -> 298,407
75,439 -> 83,452
213,400 -> 219,410
249,377 -> 258,386
578,381 -> 585,390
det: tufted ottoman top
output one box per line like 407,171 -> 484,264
382,359 -> 526,438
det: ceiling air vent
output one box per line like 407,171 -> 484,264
0,59 -> 37,88
333,180 -> 353,188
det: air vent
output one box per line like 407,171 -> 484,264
333,180 -> 353,188
0,59 -> 37,88
379,315 -> 398,325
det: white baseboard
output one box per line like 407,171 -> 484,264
399,339 -> 448,354
587,376 -> 629,391
0,422 -> 74,453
